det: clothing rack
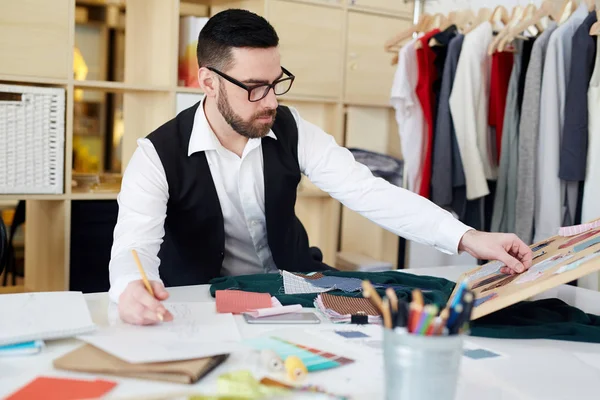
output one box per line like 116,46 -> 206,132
386,0 -> 597,64
388,0 -> 600,286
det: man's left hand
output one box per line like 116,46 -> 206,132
458,230 -> 533,275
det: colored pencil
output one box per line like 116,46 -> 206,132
131,249 -> 163,321
361,280 -> 385,315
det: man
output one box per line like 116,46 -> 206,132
109,9 -> 533,325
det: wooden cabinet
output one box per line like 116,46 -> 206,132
280,100 -> 343,266
0,0 -> 71,79
345,12 -> 411,106
268,1 -> 344,99
347,0 -> 413,17
339,106 -> 400,268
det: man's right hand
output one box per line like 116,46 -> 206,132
118,280 -> 174,325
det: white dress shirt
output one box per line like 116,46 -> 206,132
582,39 -> 600,225
534,2 -> 588,243
390,38 -> 424,192
449,21 -> 496,201
108,96 -> 472,302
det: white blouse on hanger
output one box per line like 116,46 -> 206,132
582,39 -> 600,225
449,21 -> 496,201
390,39 -> 424,192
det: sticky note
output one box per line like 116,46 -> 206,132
6,376 -> 117,400
215,290 -> 272,314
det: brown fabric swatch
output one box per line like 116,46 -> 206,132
292,272 -> 326,280
320,293 -> 380,316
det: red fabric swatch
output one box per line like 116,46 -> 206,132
6,376 -> 117,400
415,29 -> 441,199
215,290 -> 272,314
488,51 -> 513,164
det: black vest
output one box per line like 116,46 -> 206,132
146,102 -> 327,287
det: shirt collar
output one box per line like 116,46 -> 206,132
187,95 -> 277,157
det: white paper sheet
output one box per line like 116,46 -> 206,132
0,292 -> 96,346
78,302 -> 242,363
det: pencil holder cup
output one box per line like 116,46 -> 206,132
383,328 -> 464,400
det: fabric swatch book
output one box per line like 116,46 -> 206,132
0,291 -> 96,346
450,221 -> 600,320
54,344 -> 228,384
314,293 -> 382,324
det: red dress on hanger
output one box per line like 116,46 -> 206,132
488,51 -> 513,164
415,29 -> 441,199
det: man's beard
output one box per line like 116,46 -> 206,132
217,85 -> 277,139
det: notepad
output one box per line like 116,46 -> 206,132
0,292 -> 96,347
215,290 -> 272,314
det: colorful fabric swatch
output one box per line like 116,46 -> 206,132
559,220 -> 600,237
474,292 -> 497,307
467,261 -> 504,282
463,348 -> 502,360
558,229 -> 600,249
574,237 -> 600,253
320,293 -> 380,316
6,376 -> 117,400
243,337 -> 354,372
215,290 -> 272,314
314,294 -> 382,324
281,271 -> 332,294
291,272 -> 326,281
531,239 -> 554,252
515,254 -> 575,284
308,276 -> 365,292
334,330 -> 369,339
555,250 -> 600,275
470,273 -> 509,290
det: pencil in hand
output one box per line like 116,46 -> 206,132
131,249 -> 164,322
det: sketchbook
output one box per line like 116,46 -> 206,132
0,291 -> 96,346
450,222 -> 600,320
54,344 -> 228,384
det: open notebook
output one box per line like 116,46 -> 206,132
0,291 -> 96,346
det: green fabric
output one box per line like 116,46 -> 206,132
209,271 -> 600,343
470,298 -> 600,343
209,270 -> 456,307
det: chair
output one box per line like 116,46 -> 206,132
3,201 -> 25,286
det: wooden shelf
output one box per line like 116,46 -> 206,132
0,285 -> 25,294
175,86 -> 204,94
73,80 -> 172,92
0,194 -> 66,201
280,94 -> 340,104
70,191 -> 119,200
279,0 -> 343,10
0,75 -> 69,86
76,0 -> 126,9
347,4 -> 413,19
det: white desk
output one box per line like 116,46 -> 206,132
2,266 -> 600,400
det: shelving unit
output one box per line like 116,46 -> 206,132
0,0 -> 412,293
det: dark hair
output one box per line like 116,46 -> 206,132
197,9 -> 279,71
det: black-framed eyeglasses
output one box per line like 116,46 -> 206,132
208,66 -> 295,102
